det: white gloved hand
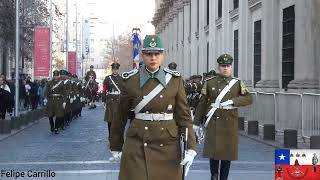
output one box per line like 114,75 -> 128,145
193,125 -> 200,137
70,98 -> 74,103
43,98 -> 48,105
220,100 -> 233,107
80,97 -> 85,102
180,149 -> 197,176
109,151 -> 122,162
62,102 -> 66,109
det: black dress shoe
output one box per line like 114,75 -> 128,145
54,129 -> 59,134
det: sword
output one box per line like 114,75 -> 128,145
180,127 -> 188,180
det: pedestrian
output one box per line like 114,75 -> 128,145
0,76 -> 11,119
109,35 -> 197,180
44,70 -> 66,134
102,62 -> 123,137
193,54 -> 253,180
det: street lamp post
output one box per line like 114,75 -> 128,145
49,0 -> 53,78
14,0 -> 20,116
66,0 -> 69,70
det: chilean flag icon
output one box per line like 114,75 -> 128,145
275,149 -> 320,180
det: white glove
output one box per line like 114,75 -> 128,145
109,151 -> 122,162
180,149 -> 197,176
80,97 -> 85,102
70,98 -> 74,103
62,102 -> 66,109
193,125 -> 200,137
43,98 -> 48,105
220,100 -> 233,107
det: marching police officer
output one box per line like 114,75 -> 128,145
109,35 -> 197,180
193,54 -> 253,180
102,62 -> 123,136
168,62 -> 177,70
85,65 -> 97,81
44,70 -> 65,134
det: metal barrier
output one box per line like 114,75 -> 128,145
239,91 -> 320,138
275,92 -> 302,135
239,92 -> 257,121
302,93 -> 320,137
256,92 -> 276,126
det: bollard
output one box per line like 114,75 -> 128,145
248,121 -> 259,135
284,129 -> 297,148
263,124 -> 275,140
20,113 -> 28,126
310,136 -> 320,149
10,116 -> 21,130
0,119 -> 12,134
238,117 -> 245,131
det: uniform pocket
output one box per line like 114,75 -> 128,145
166,127 -> 179,138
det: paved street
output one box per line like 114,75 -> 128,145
0,104 -> 274,180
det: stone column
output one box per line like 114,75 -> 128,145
190,0 -> 198,75
287,0 -> 319,91
255,0 -> 280,92
183,0 -> 191,78
177,4 -> 184,75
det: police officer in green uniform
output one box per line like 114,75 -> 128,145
44,70 -> 65,134
59,70 -> 72,128
85,65 -> 97,81
109,35 -> 197,180
193,54 -> 253,180
102,62 -> 123,136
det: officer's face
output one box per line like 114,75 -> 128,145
53,75 -> 59,80
142,51 -> 164,71
218,64 -> 232,77
112,68 -> 119,75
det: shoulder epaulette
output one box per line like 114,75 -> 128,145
122,69 -> 139,80
205,76 -> 216,81
163,68 -> 180,77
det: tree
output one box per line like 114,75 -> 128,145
104,33 -> 136,74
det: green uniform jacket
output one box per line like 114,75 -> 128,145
102,74 -> 123,123
44,80 -> 65,118
110,67 -> 197,180
193,74 -> 253,160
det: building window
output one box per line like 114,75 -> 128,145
206,0 -> 210,25
197,0 -> 200,32
254,20 -> 261,87
282,5 -> 295,89
234,29 -> 239,77
218,0 -> 222,18
233,0 -> 239,9
207,42 -> 209,72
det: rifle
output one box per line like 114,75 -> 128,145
180,127 -> 188,180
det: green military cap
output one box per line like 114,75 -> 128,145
208,70 -> 216,76
141,35 -> 164,53
53,70 -> 60,76
217,53 -> 233,65
59,70 -> 68,76
168,62 -> 177,70
111,62 -> 120,69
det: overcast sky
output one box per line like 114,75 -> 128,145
79,0 -> 155,38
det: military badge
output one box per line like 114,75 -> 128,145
167,104 -> 173,111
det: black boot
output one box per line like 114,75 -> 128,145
49,117 -> 54,132
210,159 -> 219,180
219,160 -> 231,180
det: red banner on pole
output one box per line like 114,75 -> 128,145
34,27 -> 50,77
68,51 -> 77,75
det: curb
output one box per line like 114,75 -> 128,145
238,131 -> 282,148
0,117 -> 45,142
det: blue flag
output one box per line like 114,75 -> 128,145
275,149 -> 290,165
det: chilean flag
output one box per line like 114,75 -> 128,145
131,32 -> 141,65
275,149 -> 320,180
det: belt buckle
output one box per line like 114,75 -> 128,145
152,114 -> 161,121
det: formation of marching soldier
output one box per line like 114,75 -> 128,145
44,70 -> 88,134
